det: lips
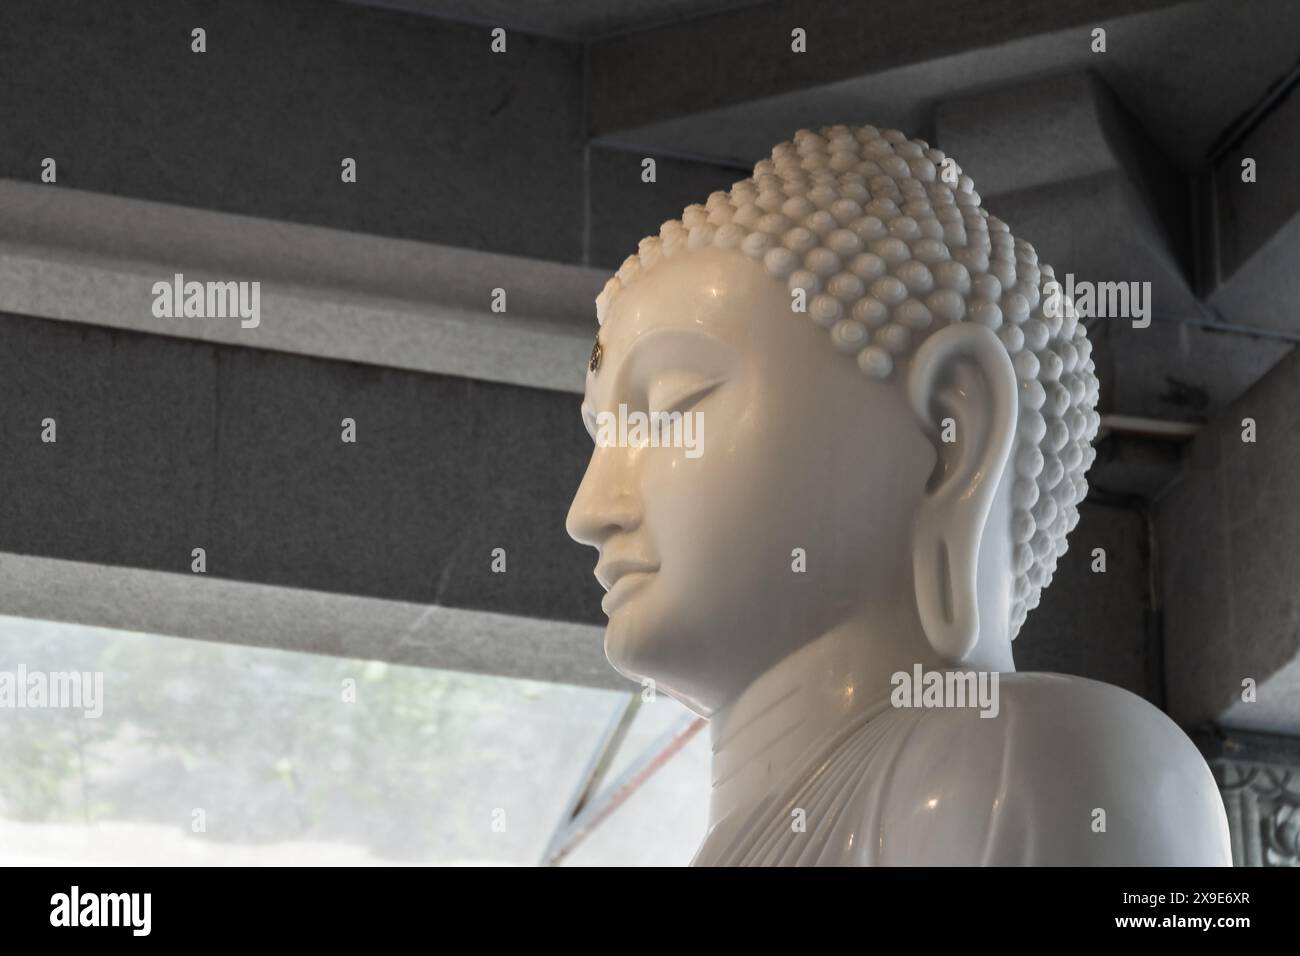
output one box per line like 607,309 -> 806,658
600,572 -> 656,614
594,558 -> 659,614
594,558 -> 659,592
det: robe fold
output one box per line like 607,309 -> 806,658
693,673 -> 1232,866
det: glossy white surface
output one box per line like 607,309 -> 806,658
566,125 -> 1232,866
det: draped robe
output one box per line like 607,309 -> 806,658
692,673 -> 1232,866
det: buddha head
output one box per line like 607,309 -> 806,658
565,125 -> 1100,716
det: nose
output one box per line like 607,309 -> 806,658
565,445 -> 641,548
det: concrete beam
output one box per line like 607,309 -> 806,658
587,0 -> 1187,140
0,553 -> 617,689
934,72 -> 1191,308
0,180 -> 603,394
338,0 -> 765,41
1158,345 -> 1300,733
933,72 -> 1294,426
1207,71 -> 1300,335
1090,315 -> 1292,424
587,0 -> 1299,178
934,72 -> 1149,201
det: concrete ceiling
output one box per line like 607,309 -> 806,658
588,0 -> 1300,172
338,0 -> 769,39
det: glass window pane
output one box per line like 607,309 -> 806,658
0,615 -> 707,865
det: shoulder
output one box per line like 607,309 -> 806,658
998,673 -> 1230,864
874,673 -> 1232,865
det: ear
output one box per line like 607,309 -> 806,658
906,323 -> 1018,663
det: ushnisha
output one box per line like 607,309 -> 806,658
594,125 -> 1098,641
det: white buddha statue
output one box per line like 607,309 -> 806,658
565,125 -> 1231,866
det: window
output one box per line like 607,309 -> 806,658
0,615 -> 709,865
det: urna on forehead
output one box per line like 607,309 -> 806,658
589,123 -> 1102,639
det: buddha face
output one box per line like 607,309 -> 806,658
566,245 -> 936,715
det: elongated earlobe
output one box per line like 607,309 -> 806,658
907,323 -> 1018,662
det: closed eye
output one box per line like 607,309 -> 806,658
649,378 -> 725,416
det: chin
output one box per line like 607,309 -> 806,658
603,608 -> 719,715
601,611 -> 659,685
603,596 -> 674,674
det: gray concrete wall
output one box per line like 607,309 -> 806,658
0,311 -> 603,624
0,0 -> 585,261
1016,501 -> 1158,702
1159,345 -> 1300,733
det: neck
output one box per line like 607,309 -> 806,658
704,606 -> 1014,832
